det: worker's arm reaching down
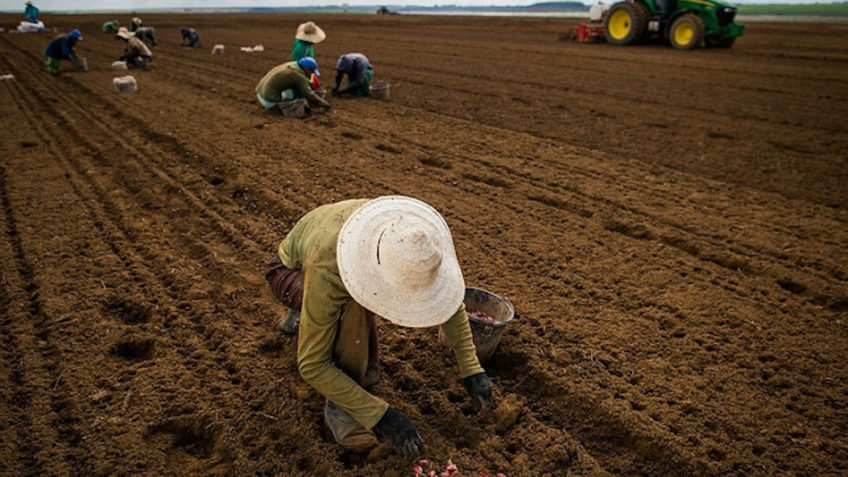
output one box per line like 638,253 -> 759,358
295,265 -> 389,430
290,72 -> 330,109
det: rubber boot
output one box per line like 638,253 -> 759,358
324,400 -> 378,453
273,309 -> 300,334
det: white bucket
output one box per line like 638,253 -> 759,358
72,57 -> 88,73
369,82 -> 390,100
278,98 -> 308,118
212,44 -> 225,55
111,61 -> 128,71
113,75 -> 137,93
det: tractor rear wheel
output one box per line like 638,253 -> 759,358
706,36 -> 736,48
604,1 -> 649,46
669,13 -> 705,50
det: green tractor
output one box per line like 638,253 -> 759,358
603,0 -> 744,49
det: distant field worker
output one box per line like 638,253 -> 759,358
292,21 -> 325,89
134,26 -> 158,47
43,29 -> 82,76
264,196 -> 495,455
291,21 -> 325,61
332,53 -> 373,98
130,16 -> 142,32
180,27 -> 200,48
116,27 -> 152,69
255,57 -> 331,112
25,1 -> 38,23
102,19 -> 119,34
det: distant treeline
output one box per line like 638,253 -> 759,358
248,2 -> 587,13
738,2 -> 848,16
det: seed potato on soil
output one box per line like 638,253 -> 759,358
0,12 -> 846,477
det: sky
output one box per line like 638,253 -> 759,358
1,0 -> 838,11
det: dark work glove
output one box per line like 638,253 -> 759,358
463,372 -> 495,410
374,407 -> 423,456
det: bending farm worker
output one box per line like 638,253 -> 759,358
255,57 -> 331,113
130,16 -> 142,32
291,21 -> 325,89
264,196 -> 496,456
43,29 -> 82,76
25,1 -> 38,23
134,26 -> 158,47
180,27 -> 200,47
116,27 -> 152,69
333,53 -> 373,98
102,19 -> 119,34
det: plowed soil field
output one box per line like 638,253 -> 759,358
0,13 -> 846,477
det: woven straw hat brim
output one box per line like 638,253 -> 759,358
295,22 -> 326,43
337,196 -> 464,328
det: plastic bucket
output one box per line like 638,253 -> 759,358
212,44 -> 225,55
369,82 -> 390,100
72,57 -> 88,72
111,61 -> 128,71
278,98 -> 308,118
464,287 -> 514,364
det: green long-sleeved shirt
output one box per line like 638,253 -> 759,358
255,61 -> 329,108
277,199 -> 484,429
290,39 -> 314,62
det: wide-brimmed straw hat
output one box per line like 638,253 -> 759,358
337,196 -> 465,328
295,21 -> 326,43
116,27 -> 132,40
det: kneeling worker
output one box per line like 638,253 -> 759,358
265,196 -> 495,456
180,27 -> 200,48
116,27 -> 152,69
43,29 -> 82,76
332,52 -> 373,97
255,57 -> 330,112
134,26 -> 157,47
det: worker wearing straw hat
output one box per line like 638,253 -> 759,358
291,21 -> 325,89
264,196 -> 495,456
291,20 -> 325,62
116,27 -> 152,69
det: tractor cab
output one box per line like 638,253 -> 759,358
603,0 -> 744,49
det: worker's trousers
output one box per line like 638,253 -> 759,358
265,255 -> 379,387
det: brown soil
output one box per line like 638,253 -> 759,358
0,13 -> 846,477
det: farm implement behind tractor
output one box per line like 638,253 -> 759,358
571,0 -> 744,49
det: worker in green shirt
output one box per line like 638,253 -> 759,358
102,19 -> 119,34
291,21 -> 325,90
255,57 -> 330,112
291,20 -> 325,62
265,196 -> 496,456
